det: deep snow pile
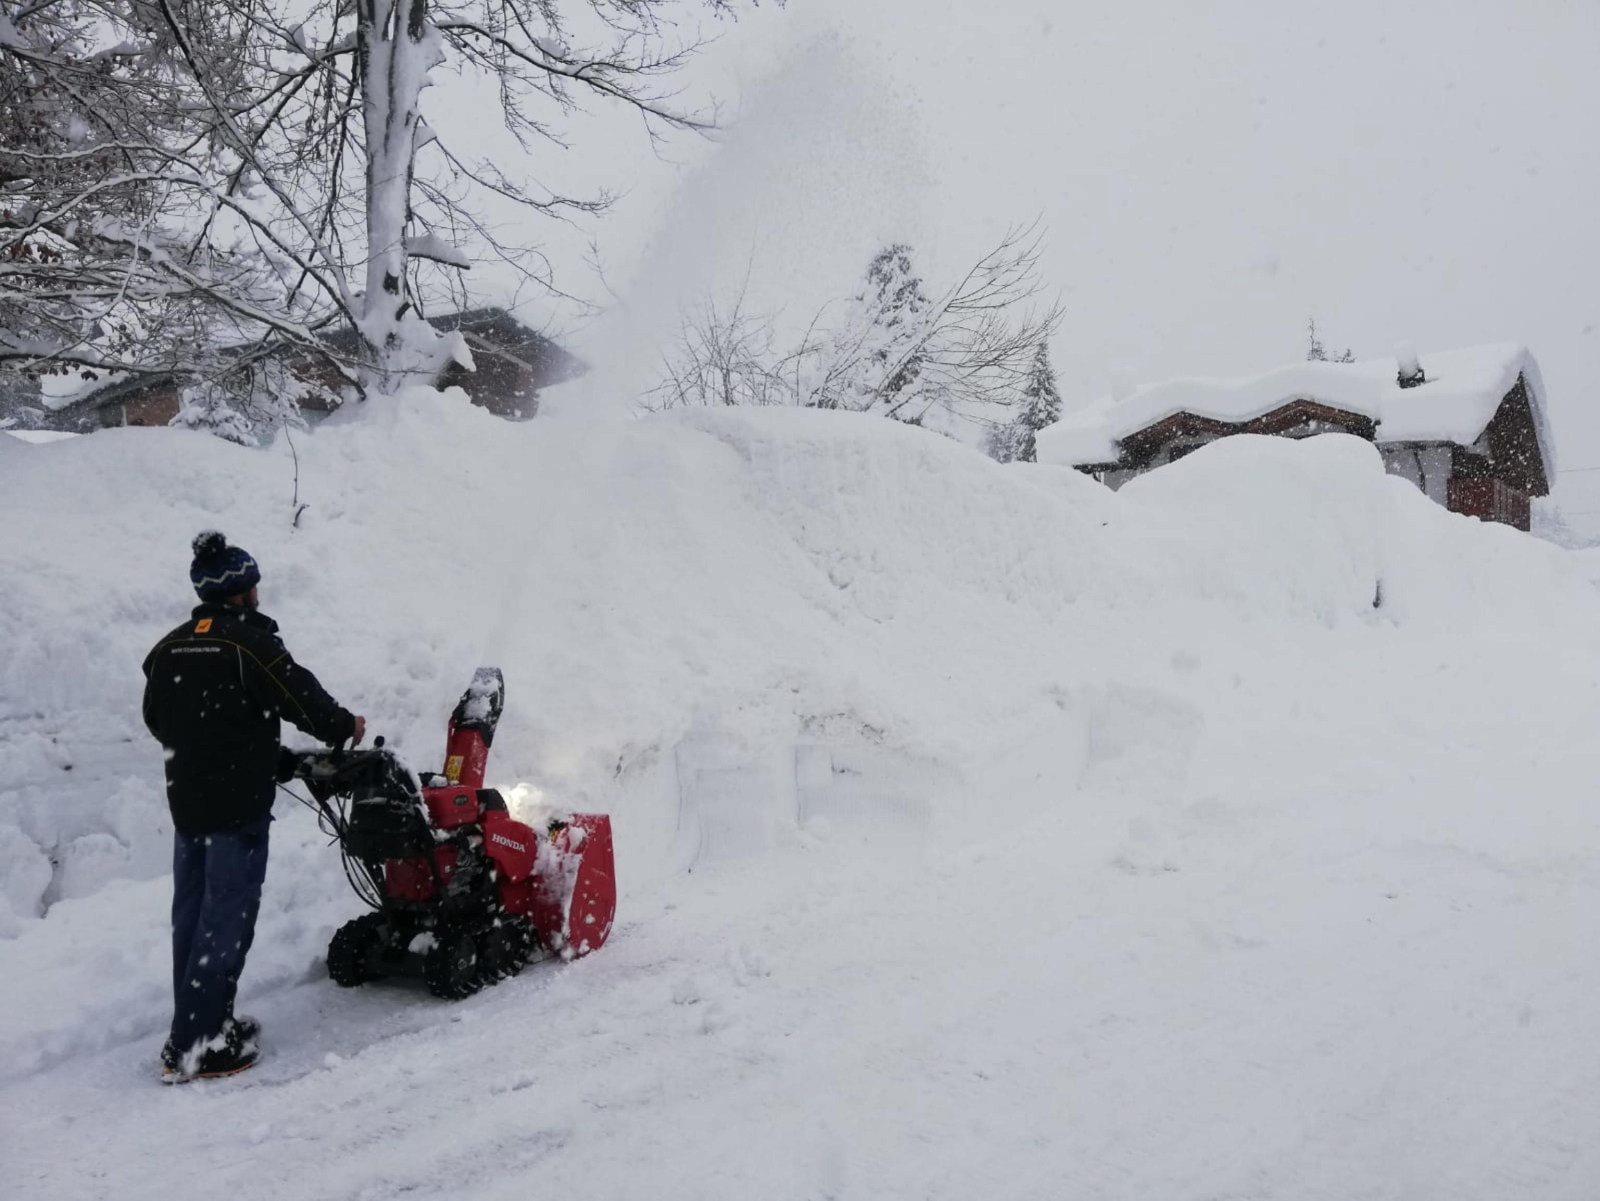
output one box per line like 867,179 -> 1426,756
7,395 -> 1600,1197
0,397 -> 1423,932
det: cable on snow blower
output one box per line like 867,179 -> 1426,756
284,668 -> 616,1000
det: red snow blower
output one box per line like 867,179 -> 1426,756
287,669 -> 616,999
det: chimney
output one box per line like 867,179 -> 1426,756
1396,342 -> 1426,389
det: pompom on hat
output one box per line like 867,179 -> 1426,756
190,530 -> 260,601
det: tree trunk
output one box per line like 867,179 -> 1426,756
356,0 -> 443,395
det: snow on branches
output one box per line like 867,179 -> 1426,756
807,245 -> 940,417
169,357 -> 331,446
988,341 -> 1062,463
650,224 -> 1063,442
1,0 -> 767,426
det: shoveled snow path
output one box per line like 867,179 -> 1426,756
9,760 -> 1600,1201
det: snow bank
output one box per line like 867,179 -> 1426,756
3,394 -> 1599,1081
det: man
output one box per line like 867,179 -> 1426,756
142,530 -> 365,1083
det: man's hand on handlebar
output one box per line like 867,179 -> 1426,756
351,715 -> 367,746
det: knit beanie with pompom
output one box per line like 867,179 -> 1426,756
189,530 -> 260,601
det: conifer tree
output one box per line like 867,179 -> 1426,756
809,244 -> 938,417
1004,341 -> 1062,463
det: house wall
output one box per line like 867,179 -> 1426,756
123,390 -> 181,427
96,386 -> 182,429
1448,476 -> 1532,531
438,355 -> 540,420
1380,445 -> 1452,507
1381,448 -> 1423,490
1383,442 -> 1530,530
1482,378 -> 1548,496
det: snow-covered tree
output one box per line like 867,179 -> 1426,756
996,341 -> 1061,463
650,226 -> 1063,444
983,421 -> 1018,463
804,229 -> 1061,430
807,244 -> 939,417
169,357 -> 325,446
2,0 -> 771,407
170,385 -> 257,446
0,0 -> 276,389
653,225 -> 1062,438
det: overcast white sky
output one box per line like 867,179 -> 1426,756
444,0 -> 1600,520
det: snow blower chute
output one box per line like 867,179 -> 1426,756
287,669 -> 616,999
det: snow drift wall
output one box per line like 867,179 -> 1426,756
4,394 -> 1599,1079
1,400 -> 1590,920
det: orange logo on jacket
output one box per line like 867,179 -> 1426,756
195,618 -> 213,634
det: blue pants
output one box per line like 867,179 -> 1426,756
170,818 -> 270,1054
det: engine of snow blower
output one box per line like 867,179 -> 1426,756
288,668 -> 616,999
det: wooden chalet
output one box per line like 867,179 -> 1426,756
42,307 -> 585,432
1037,344 -> 1552,531
429,308 -> 586,420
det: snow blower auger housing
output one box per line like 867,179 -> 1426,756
288,668 -> 616,1000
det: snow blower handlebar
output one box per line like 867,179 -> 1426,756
278,741 -> 418,912
279,667 -> 505,791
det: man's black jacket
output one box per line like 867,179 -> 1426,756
142,602 -> 356,832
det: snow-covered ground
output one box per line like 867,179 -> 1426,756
6,395 -> 1600,1199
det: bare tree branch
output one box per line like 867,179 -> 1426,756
2,0 -> 774,420
650,225 -> 1064,436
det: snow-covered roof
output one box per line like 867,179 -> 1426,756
1038,343 -> 1553,478
3,429 -> 78,444
39,370 -> 119,412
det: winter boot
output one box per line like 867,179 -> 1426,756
159,1039 -> 181,1082
160,1023 -> 259,1084
224,1012 -> 261,1053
